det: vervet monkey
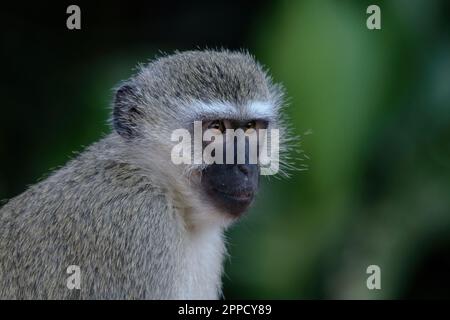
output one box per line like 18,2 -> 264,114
0,50 -> 291,299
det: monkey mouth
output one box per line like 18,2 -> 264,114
204,185 -> 257,217
211,187 -> 255,217
212,188 -> 254,202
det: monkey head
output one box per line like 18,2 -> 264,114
112,50 -> 290,223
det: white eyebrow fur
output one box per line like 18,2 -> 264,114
245,101 -> 275,119
188,100 -> 275,120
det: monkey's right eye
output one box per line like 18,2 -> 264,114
208,120 -> 225,133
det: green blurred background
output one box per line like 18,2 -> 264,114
1,0 -> 449,299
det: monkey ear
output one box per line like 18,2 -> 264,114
113,84 -> 143,139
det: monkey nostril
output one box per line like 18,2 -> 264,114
237,164 -> 249,175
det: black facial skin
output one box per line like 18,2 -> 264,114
202,163 -> 260,217
201,121 -> 261,217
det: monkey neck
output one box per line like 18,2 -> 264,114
169,190 -> 231,233
178,221 -> 226,299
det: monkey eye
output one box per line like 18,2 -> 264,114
208,120 -> 225,133
245,121 -> 256,130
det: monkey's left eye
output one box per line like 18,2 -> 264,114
208,120 -> 225,133
245,121 -> 256,130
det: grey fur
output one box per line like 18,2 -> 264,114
0,50 -> 286,299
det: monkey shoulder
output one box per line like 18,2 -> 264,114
0,137 -> 181,299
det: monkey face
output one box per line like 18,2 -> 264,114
200,119 -> 264,217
